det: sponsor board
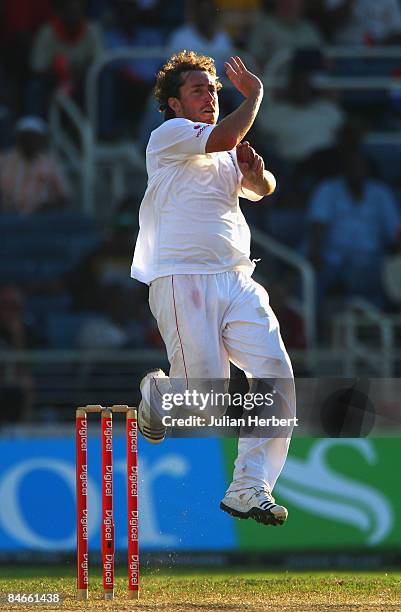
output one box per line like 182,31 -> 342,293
222,438 -> 401,550
0,435 -> 235,552
0,432 -> 399,553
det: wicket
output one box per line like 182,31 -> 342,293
76,405 -> 140,601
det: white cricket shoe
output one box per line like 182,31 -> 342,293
220,487 -> 288,526
138,369 -> 167,444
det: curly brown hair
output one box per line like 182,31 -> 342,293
154,50 -> 222,119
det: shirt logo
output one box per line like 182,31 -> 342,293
193,124 -> 208,138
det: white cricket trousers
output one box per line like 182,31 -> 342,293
148,271 -> 296,492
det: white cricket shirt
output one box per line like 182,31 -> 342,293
131,118 -> 262,285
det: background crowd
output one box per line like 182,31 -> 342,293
1,0 -> 401,420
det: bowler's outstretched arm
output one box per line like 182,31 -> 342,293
205,56 -> 263,154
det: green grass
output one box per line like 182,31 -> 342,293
0,566 -> 400,611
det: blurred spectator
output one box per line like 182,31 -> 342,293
255,50 -> 344,164
86,0 -> 110,19
0,0 -> 52,115
308,0 -> 401,45
135,0 -> 236,143
247,0 -> 324,71
0,116 -> 70,214
130,0 -> 187,34
308,150 -> 401,309
62,196 -> 138,310
215,0 -> 260,47
216,0 -> 259,6
168,0 -> 234,72
293,121 -> 367,197
99,0 -> 165,138
0,286 -> 43,422
0,69 -> 14,151
382,234 -> 401,308
262,187 -> 308,252
0,287 -> 43,350
76,283 -> 146,349
29,0 -> 102,115
168,0 -> 242,117
135,0 -> 183,29
303,122 -> 364,177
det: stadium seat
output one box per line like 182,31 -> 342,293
45,312 -> 99,349
0,211 -> 100,284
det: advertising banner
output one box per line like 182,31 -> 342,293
0,431 -> 399,554
223,438 -> 401,551
0,434 -> 235,552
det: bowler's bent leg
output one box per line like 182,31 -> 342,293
221,275 -> 295,520
143,274 -> 231,432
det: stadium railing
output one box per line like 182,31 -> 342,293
0,347 -> 361,422
333,299 -> 401,377
49,91 -> 95,216
49,91 -> 146,220
251,226 -> 316,354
